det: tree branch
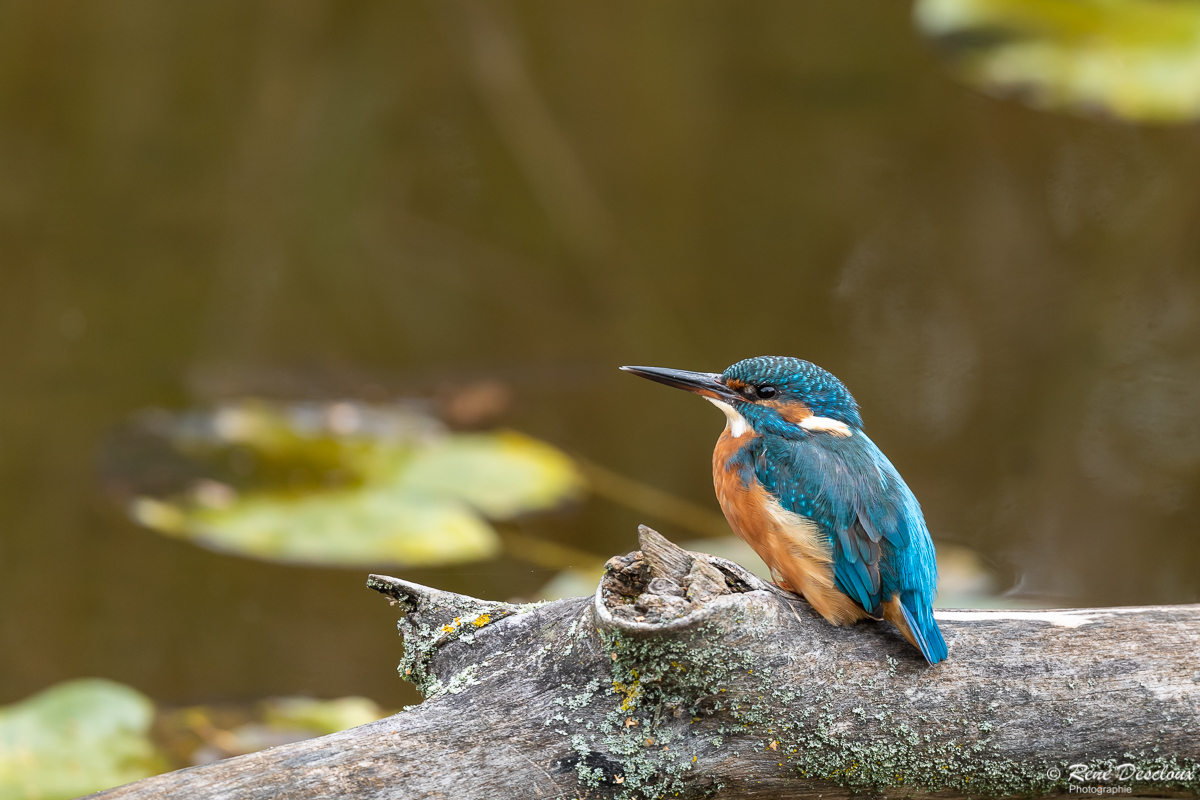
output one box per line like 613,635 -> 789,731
92,526 -> 1200,799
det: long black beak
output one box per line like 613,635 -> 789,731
620,365 -> 740,402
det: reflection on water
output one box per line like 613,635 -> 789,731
1,0 -> 1199,760
916,0 -> 1200,122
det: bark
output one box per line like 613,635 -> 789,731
92,526 -> 1200,800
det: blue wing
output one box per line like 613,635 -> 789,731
751,431 -> 947,663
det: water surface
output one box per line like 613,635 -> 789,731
1,0 -> 1198,709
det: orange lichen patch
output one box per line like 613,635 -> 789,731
471,614 -> 491,627
762,397 -> 813,423
713,440 -> 867,627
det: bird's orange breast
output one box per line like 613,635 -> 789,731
712,428 -> 868,626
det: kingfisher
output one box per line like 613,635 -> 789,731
621,356 -> 947,664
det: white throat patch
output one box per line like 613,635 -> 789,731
798,416 -> 852,437
707,398 -> 749,438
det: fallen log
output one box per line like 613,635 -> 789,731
92,526 -> 1200,799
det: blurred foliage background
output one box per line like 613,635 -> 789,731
2,0 -> 1200,793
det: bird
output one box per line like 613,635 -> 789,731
621,356 -> 947,664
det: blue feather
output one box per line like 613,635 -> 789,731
852,560 -> 874,600
834,551 -> 873,610
855,536 -> 872,563
837,527 -> 858,562
898,592 -> 947,664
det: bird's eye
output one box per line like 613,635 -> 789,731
757,386 -> 777,399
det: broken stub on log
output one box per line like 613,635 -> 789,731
600,525 -> 760,625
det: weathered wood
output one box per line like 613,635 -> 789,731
92,526 -> 1200,799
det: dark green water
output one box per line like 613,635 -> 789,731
2,0 -> 1199,710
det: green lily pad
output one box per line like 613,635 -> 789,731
0,679 -> 163,800
135,490 -> 500,568
916,0 -> 1200,122
117,401 -> 581,569
396,431 -> 584,519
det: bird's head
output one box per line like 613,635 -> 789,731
621,355 -> 862,439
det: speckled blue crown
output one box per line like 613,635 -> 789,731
722,355 -> 863,428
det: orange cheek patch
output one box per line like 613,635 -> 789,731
763,399 -> 812,424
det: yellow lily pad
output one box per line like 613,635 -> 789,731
916,0 -> 1200,122
260,696 -> 386,735
138,489 -> 500,567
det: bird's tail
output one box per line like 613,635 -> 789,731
883,593 -> 947,665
